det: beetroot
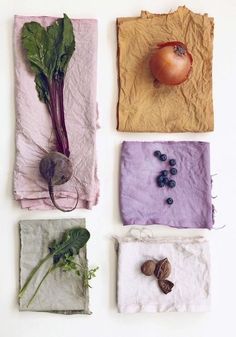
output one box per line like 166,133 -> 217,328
22,15 -> 78,212
39,152 -> 78,212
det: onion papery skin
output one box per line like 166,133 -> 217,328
149,41 -> 193,85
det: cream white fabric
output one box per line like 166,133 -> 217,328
116,235 -> 210,313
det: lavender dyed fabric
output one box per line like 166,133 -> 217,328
120,141 -> 213,229
13,16 -> 99,210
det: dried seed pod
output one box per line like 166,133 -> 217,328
141,260 -> 156,276
158,279 -> 174,294
155,258 -> 171,280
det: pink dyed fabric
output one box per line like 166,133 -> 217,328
14,16 -> 99,210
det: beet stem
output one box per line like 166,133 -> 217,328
47,81 -> 64,154
46,102 -> 63,154
45,75 -> 70,157
56,76 -> 70,157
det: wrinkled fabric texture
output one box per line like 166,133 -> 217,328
120,141 -> 213,228
14,16 -> 99,210
116,235 -> 210,313
19,218 -> 90,314
117,6 -> 214,132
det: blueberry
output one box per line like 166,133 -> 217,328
161,170 -> 168,176
160,154 -> 167,161
157,181 -> 165,188
156,176 -> 165,187
154,150 -> 161,158
156,175 -> 164,183
166,198 -> 174,205
163,177 -> 169,185
168,180 -> 176,188
169,159 -> 176,166
170,167 -> 177,175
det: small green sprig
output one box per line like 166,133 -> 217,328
61,254 -> 99,289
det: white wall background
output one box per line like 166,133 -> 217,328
0,0 -> 235,336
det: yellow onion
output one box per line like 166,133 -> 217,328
149,41 -> 193,85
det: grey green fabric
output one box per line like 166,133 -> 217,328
19,218 -> 90,314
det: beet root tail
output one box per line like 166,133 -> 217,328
48,183 -> 79,212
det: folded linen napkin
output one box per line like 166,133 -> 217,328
19,218 -> 90,314
116,234 -> 210,313
117,6 -> 214,132
14,16 -> 99,210
120,141 -> 213,228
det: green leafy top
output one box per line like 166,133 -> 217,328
21,14 -> 75,103
49,227 -> 90,264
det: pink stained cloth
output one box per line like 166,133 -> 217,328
13,16 -> 99,210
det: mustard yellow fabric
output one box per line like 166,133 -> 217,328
117,6 -> 214,132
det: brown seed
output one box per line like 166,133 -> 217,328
154,258 -> 171,280
141,260 -> 156,276
158,279 -> 174,294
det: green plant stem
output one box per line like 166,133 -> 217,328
27,264 -> 58,308
18,253 -> 51,298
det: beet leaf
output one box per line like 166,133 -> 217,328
21,14 -> 75,157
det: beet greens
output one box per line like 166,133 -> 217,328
21,14 -> 78,211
